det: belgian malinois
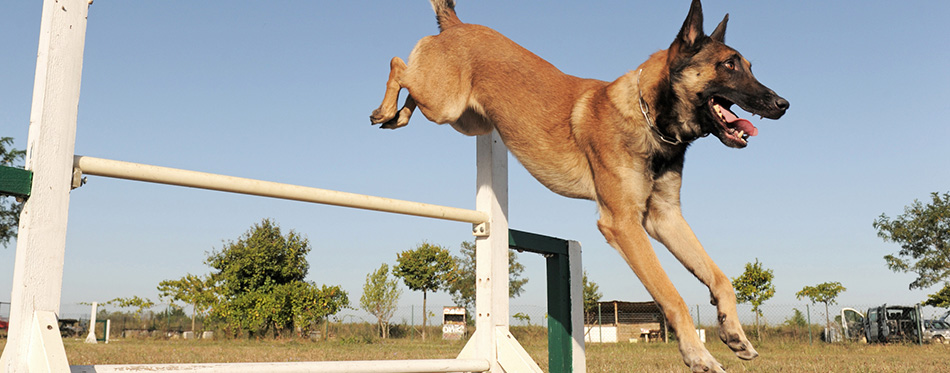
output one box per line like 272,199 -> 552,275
371,1 -> 788,371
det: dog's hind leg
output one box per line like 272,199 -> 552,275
370,57 -> 416,129
380,95 -> 416,129
644,172 -> 758,361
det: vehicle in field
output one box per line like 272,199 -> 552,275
864,304 -> 922,343
841,307 -> 866,342
923,319 -> 950,344
840,304 -> 924,344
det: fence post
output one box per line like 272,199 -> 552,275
807,304 -> 812,345
597,303 -> 602,344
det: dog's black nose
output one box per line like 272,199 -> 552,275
774,97 -> 789,111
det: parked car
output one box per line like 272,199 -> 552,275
923,319 -> 950,344
864,304 -> 922,344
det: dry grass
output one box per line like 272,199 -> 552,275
3,335 -> 947,372
585,338 -> 949,372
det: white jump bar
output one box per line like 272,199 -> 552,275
69,359 -> 491,373
73,155 -> 489,225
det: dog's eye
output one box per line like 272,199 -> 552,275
723,60 -> 736,70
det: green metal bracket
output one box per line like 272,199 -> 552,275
509,229 -> 574,373
0,165 -> 32,199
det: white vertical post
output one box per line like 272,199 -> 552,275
0,0 -> 91,371
105,319 -> 111,344
568,241 -> 586,373
84,302 -> 98,344
474,131 -> 508,373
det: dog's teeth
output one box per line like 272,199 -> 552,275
736,130 -> 744,138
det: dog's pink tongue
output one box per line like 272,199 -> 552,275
721,109 -> 758,137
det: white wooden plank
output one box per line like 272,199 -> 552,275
74,156 -> 488,225
568,241 -> 587,373
474,131 -> 509,373
1,0 -> 91,371
494,327 -> 542,373
69,359 -> 490,373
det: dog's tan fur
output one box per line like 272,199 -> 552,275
371,1 -> 787,371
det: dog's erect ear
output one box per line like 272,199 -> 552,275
710,14 -> 728,43
676,0 -> 705,48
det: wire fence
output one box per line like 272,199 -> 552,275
31,302 -> 949,343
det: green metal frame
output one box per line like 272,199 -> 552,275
509,229 -> 575,373
95,319 -> 107,342
0,165 -> 32,198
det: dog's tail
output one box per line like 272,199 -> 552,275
429,0 -> 461,31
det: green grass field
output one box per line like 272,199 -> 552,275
4,334 -> 946,372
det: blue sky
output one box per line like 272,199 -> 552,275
2,1 -> 949,321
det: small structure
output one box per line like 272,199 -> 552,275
584,300 -> 667,343
442,306 -> 466,340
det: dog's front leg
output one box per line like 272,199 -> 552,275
592,171 -> 724,372
598,209 -> 724,372
644,171 -> 758,361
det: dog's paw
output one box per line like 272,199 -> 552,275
377,107 -> 412,129
684,348 -> 726,373
718,314 -> 758,360
370,108 -> 394,125
691,362 -> 726,373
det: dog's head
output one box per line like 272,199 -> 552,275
664,0 -> 788,148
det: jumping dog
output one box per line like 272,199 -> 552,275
370,1 -> 788,371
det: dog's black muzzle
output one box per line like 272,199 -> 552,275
760,90 -> 789,119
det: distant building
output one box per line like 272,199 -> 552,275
442,306 -> 466,340
584,300 -> 667,343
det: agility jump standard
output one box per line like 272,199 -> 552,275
0,1 -> 585,372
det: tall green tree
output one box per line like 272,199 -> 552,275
202,219 -> 348,338
796,281 -> 846,330
446,241 -> 528,315
157,274 -> 216,332
583,271 -> 603,323
873,192 -> 950,290
0,137 -> 26,247
732,259 -> 776,338
360,263 -> 401,338
393,242 -> 455,340
206,218 -> 310,298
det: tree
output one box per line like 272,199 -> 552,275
203,219 -> 348,338
583,271 -> 603,319
108,296 -> 155,329
359,263 -> 401,338
1,137 -> 26,247
783,308 -> 808,328
157,274 -> 215,332
796,281 -> 846,330
206,218 -> 310,298
873,192 -> 950,290
446,241 -> 528,315
289,282 -> 349,338
923,283 -> 950,308
732,259 -> 776,338
393,242 -> 455,340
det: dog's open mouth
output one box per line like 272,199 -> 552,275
710,97 -> 757,147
